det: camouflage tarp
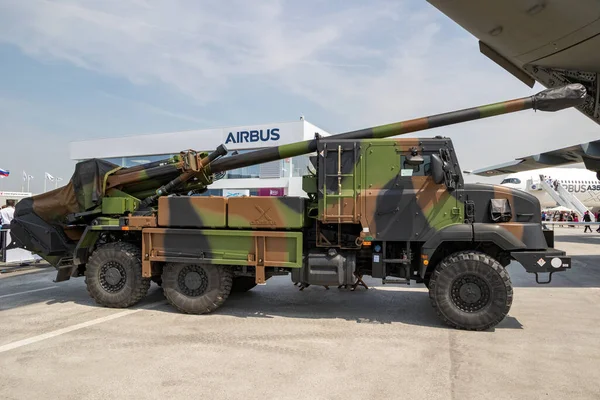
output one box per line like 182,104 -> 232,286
15,159 -> 119,224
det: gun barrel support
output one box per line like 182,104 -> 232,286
139,145 -> 228,208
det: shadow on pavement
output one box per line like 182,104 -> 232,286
218,283 -> 523,331
0,274 -> 522,331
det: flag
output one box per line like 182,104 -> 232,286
0,168 -> 9,177
23,171 -> 27,182
28,175 -> 33,180
45,172 -> 55,182
56,177 -> 63,182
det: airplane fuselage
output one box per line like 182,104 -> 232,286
499,168 -> 600,211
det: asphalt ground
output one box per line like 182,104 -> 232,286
0,227 -> 599,400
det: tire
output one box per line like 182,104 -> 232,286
428,251 -> 513,331
162,263 -> 233,314
85,242 -> 151,308
231,276 -> 257,293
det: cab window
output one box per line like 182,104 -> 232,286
400,155 -> 432,177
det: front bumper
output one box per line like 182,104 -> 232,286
510,248 -> 571,284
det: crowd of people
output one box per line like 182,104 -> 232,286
542,209 -> 600,233
542,175 -> 561,191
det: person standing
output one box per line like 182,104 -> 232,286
583,211 -> 592,232
0,200 -> 16,249
0,200 -> 15,225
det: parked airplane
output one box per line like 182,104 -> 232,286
426,0 -> 600,126
493,167 -> 600,211
467,137 -> 600,212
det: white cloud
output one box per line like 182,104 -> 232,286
97,91 -> 213,125
0,0 -> 597,184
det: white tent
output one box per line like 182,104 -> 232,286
546,206 -> 572,212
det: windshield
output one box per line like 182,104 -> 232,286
500,178 -> 521,184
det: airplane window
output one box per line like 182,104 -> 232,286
500,178 -> 521,184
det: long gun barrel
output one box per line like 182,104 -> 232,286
210,84 -> 586,173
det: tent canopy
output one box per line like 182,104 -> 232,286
545,206 -> 573,212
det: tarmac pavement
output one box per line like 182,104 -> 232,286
0,227 -> 599,400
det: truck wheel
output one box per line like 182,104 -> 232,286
85,242 -> 151,308
162,263 -> 233,314
428,251 -> 513,331
231,276 -> 258,293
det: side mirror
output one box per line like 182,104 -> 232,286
431,154 -> 445,184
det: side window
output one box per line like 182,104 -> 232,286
400,154 -> 432,177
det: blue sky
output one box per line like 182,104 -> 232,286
0,0 -> 598,193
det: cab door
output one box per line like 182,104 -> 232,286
363,145 -> 463,241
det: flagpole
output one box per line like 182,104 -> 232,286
44,176 -> 47,193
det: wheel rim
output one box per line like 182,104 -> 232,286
100,261 -> 127,293
450,274 -> 491,313
178,265 -> 209,297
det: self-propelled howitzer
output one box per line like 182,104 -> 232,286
7,83 -> 586,330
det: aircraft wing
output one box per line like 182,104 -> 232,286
469,139 -> 600,176
426,0 -> 600,125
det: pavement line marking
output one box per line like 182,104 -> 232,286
0,286 -> 56,299
0,300 -> 167,354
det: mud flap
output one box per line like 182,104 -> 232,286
54,265 -> 77,282
510,249 -> 571,284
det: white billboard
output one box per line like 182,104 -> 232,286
223,189 -> 250,197
0,191 -> 32,198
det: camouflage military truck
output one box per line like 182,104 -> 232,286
8,84 -> 586,330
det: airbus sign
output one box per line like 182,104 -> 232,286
217,122 -> 304,151
70,120 -> 327,160
225,128 -> 280,144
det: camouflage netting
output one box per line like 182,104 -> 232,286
15,159 -> 119,224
